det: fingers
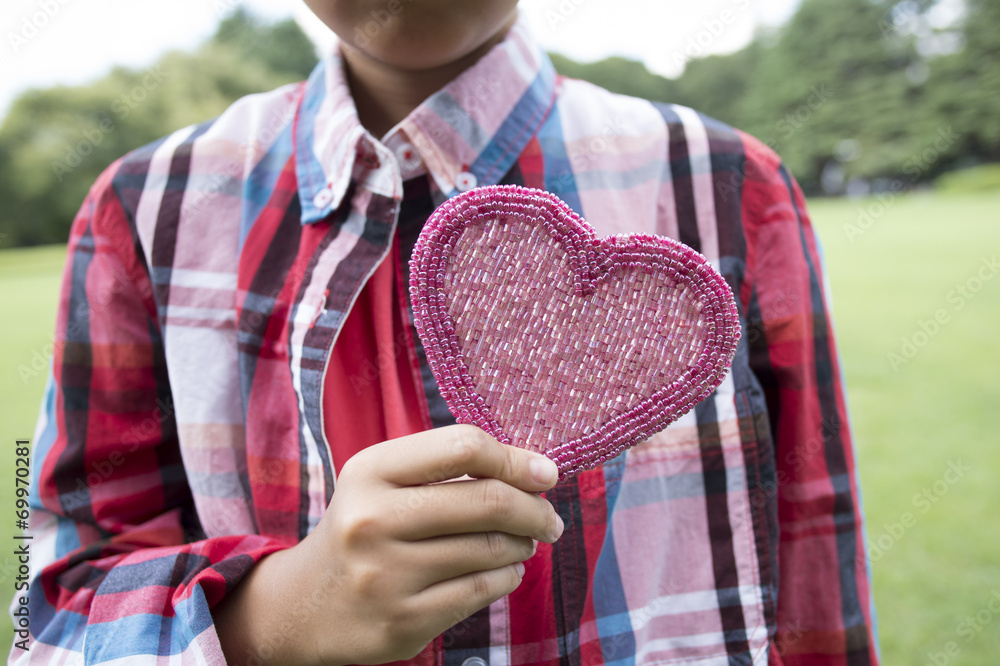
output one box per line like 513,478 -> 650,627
360,425 -> 559,493
403,532 -> 536,591
392,477 -> 564,543
410,562 -> 526,637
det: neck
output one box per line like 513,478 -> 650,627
340,26 -> 512,139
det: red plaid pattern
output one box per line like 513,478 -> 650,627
11,14 -> 878,666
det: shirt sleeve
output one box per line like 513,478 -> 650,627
737,136 -> 879,665
8,163 -> 288,665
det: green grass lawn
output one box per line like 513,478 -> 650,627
1,191 -> 999,661
808,190 -> 1000,664
1,245 -> 65,657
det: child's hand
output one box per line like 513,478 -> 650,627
214,425 -> 563,666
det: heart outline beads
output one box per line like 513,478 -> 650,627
409,185 -> 742,479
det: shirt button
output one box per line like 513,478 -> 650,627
461,658 -> 488,666
395,142 -> 422,174
358,147 -> 381,169
455,171 -> 478,192
312,188 -> 333,209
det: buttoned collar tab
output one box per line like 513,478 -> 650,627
394,17 -> 556,198
294,60 -> 372,224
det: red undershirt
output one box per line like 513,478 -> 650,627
321,237 -> 433,474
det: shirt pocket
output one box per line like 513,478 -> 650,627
590,387 -> 774,665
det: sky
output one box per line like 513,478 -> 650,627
0,0 -> 802,121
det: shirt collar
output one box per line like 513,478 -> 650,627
294,12 -> 557,225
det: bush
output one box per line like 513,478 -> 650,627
935,164 -> 1000,194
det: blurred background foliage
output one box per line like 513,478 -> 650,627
1,0 -> 999,247
0,8 -> 317,247
556,0 -> 1000,193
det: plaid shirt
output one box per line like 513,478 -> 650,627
13,15 -> 879,666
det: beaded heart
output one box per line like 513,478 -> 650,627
409,185 -> 741,479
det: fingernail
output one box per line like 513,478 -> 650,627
551,513 -> 564,541
531,539 -> 538,555
529,456 -> 558,485
514,561 -> 525,579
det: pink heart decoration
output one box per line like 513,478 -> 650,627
409,185 -> 741,478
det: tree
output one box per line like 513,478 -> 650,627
732,0 -> 925,191
924,0 -> 1000,164
549,54 -> 679,103
0,11 -> 318,247
213,7 -> 319,80
670,42 -> 762,129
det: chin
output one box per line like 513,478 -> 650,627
311,0 -> 518,71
